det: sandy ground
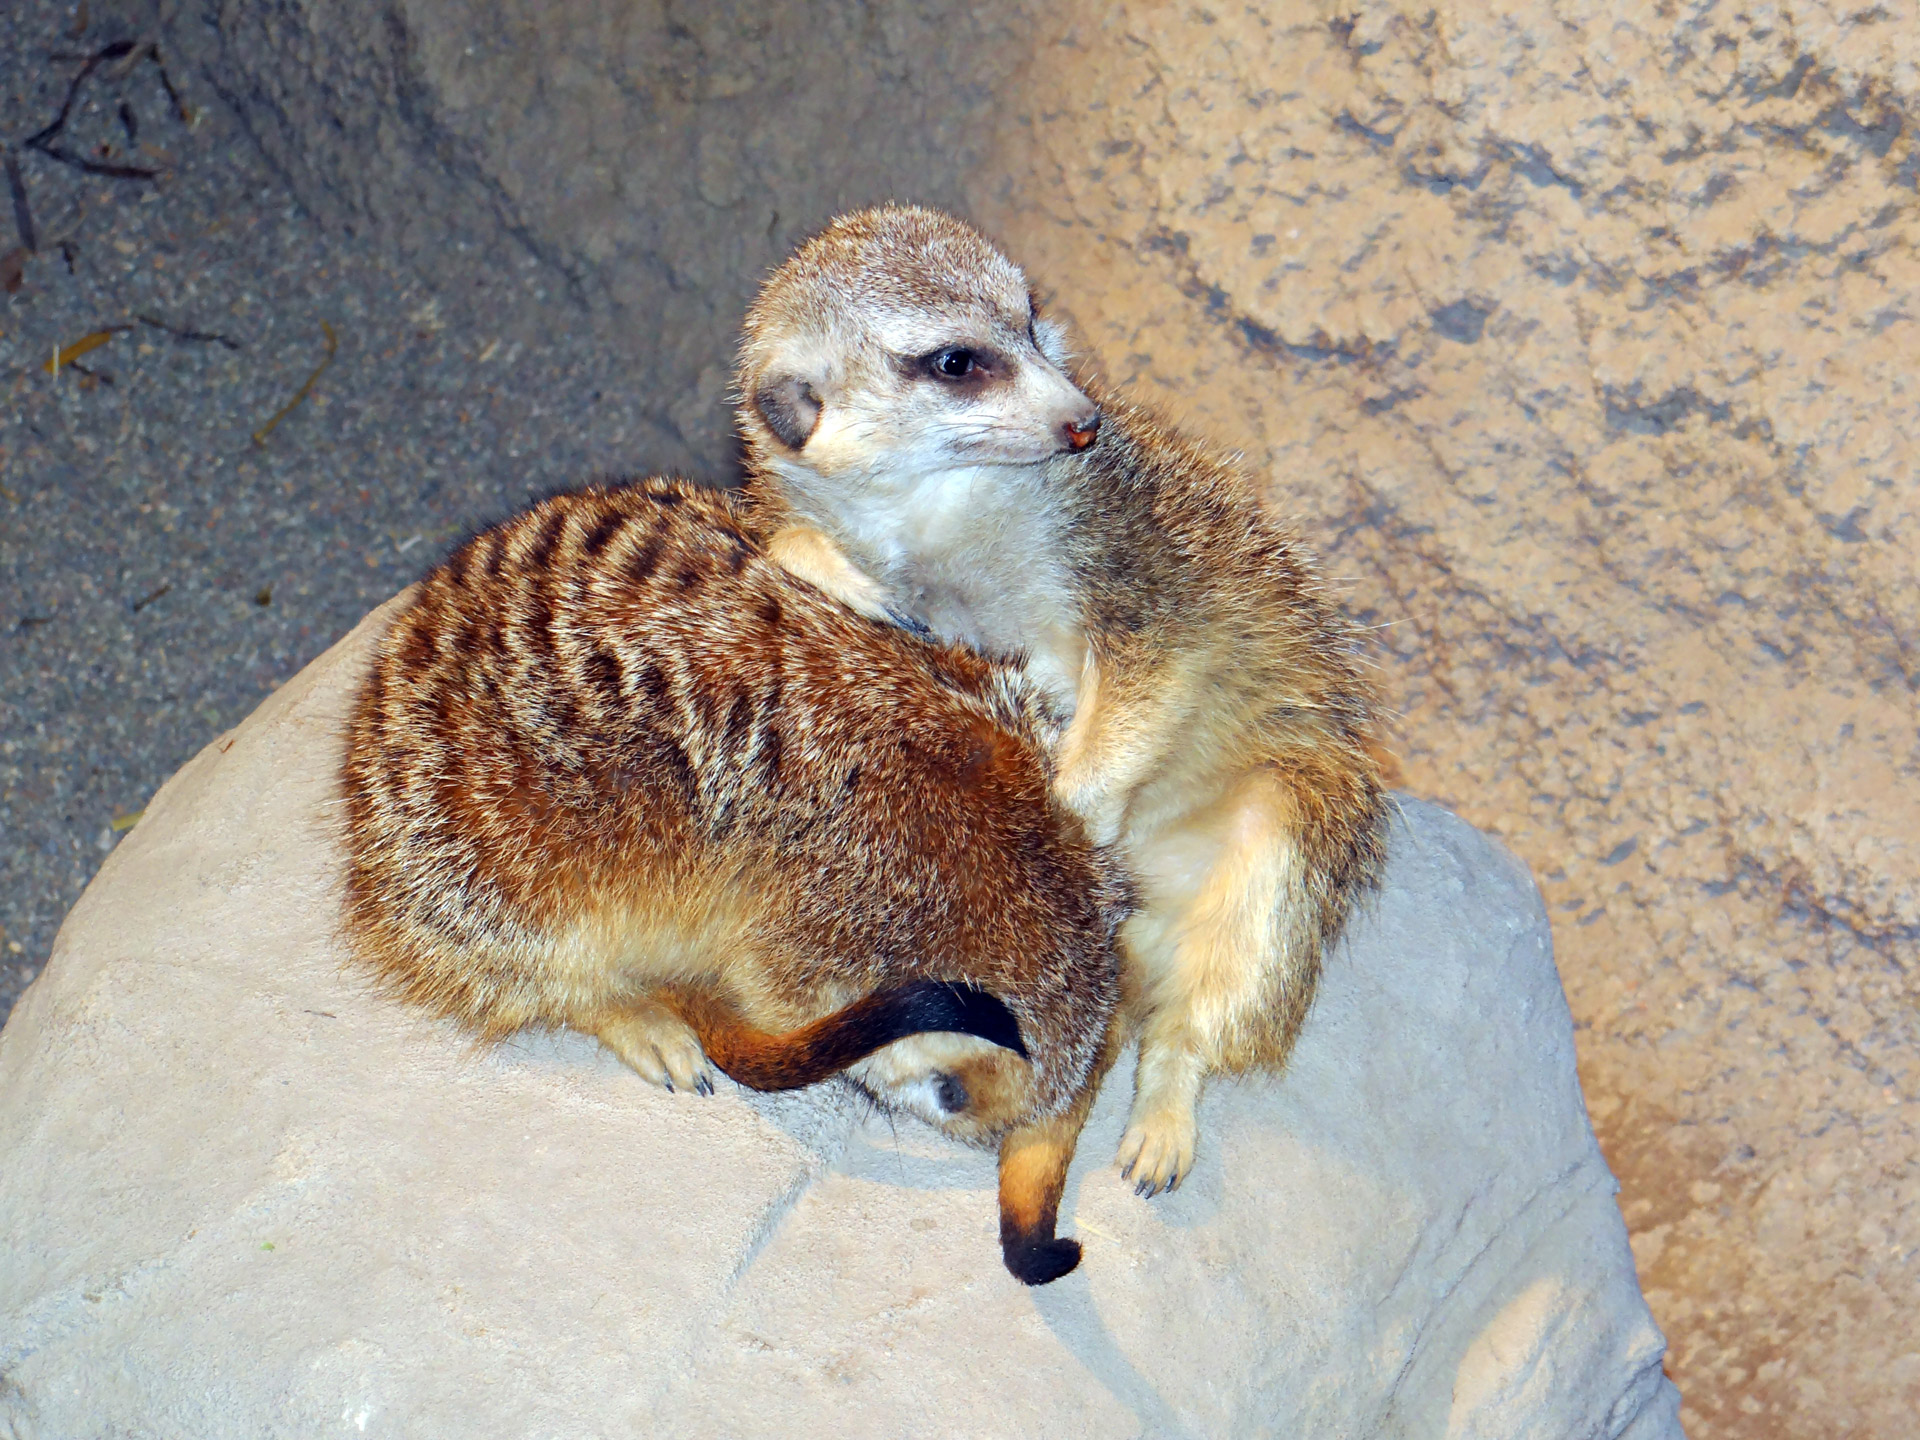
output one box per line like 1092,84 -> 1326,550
0,0 -> 683,1020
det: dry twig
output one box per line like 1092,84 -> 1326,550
42,324 -> 132,374
137,313 -> 241,349
26,42 -> 159,181
251,321 -> 337,446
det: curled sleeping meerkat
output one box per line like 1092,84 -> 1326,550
340,477 -> 1130,1284
738,205 -> 1390,1197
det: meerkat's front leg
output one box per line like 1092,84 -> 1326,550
764,524 -> 897,625
1052,649 -> 1193,846
593,995 -> 716,1095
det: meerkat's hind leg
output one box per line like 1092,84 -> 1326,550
1116,1020 -> 1204,1197
1118,766 -> 1321,1197
594,996 -> 716,1096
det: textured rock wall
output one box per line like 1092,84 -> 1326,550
133,1 -> 1920,1434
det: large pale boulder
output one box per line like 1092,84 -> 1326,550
0,597 -> 1677,1437
119,2 -> 1920,1429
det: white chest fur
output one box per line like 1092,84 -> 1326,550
834,463 -> 1087,715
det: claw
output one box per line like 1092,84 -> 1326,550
885,607 -> 935,638
663,1079 -> 675,1094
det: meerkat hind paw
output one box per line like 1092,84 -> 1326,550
600,1011 -> 715,1096
1116,1109 -> 1195,1199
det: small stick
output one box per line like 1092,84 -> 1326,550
4,148 -> 35,252
26,42 -> 158,182
252,321 -> 337,446
43,324 -> 133,374
130,581 -> 170,613
137,313 -> 241,349
152,50 -> 194,126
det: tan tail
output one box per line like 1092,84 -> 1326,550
665,980 -> 1027,1092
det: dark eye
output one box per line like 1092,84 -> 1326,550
928,348 -> 979,380
934,1073 -> 968,1113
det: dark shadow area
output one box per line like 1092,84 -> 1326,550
0,0 -> 685,1020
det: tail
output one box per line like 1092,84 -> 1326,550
665,980 -> 1026,1092
996,1015 -> 1123,1285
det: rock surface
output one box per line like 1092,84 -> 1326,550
0,597 -> 1676,1438
116,1 -> 1920,1430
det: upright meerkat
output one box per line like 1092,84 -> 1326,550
341,478 -> 1129,1284
738,205 -> 1390,1197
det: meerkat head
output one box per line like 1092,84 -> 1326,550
737,205 -> 1099,504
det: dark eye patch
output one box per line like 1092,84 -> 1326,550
933,348 -> 978,378
904,344 -> 1005,391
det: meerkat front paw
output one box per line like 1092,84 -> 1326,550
1053,776 -> 1126,848
1116,1101 -> 1196,1198
765,525 -> 895,625
596,1004 -> 716,1096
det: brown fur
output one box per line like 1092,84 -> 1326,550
736,206 -> 1391,1195
339,477 -> 1129,1281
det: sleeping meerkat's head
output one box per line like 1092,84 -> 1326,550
737,204 -> 1100,515
852,1031 -> 1046,1146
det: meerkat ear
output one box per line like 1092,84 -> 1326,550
1032,315 -> 1072,369
753,374 -> 824,450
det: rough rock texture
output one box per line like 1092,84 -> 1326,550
104,0 -> 1920,1432
0,597 -> 1676,1438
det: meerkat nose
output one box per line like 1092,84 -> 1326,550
1062,409 -> 1101,451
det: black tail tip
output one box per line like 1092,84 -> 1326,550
1003,1234 -> 1081,1286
